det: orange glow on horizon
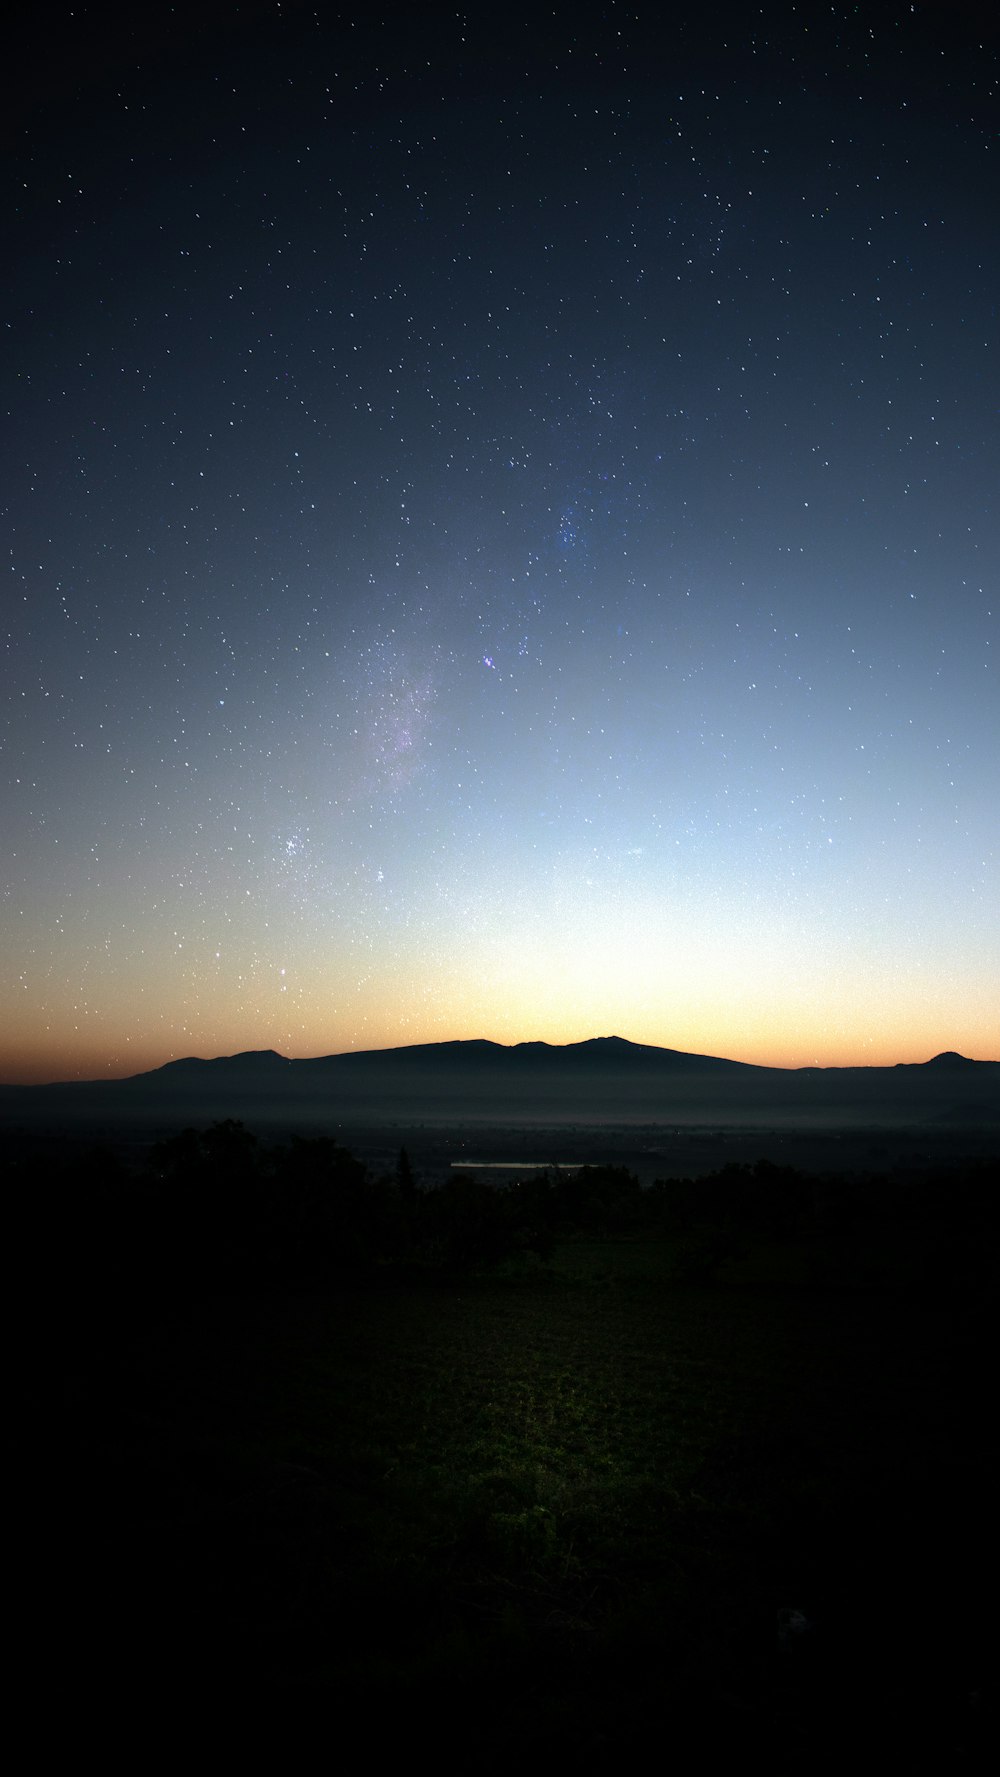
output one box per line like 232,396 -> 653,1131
3,888 -> 997,1084
3,1008 -> 997,1086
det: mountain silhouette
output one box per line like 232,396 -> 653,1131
2,1037 -> 998,1132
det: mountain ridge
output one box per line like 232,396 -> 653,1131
3,1035 -> 997,1094
112,1036 -> 996,1087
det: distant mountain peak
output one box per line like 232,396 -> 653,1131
151,1048 -> 290,1076
925,1050 -> 971,1066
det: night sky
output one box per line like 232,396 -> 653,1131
4,2 -> 997,1083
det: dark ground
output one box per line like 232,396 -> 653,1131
20,1121 -> 995,1759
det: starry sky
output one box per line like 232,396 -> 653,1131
3,2 -> 998,1083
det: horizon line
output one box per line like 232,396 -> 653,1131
3,1034 -> 996,1089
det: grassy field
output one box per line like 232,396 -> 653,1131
55,1236 -> 988,1756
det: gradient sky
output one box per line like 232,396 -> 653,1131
3,2 -> 998,1083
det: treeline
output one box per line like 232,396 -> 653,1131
14,1121 -> 555,1293
496,1153 -> 998,1296
9,1120 -> 998,1298
651,1155 -> 998,1295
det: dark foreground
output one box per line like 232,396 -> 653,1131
21,1133 -> 996,1758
